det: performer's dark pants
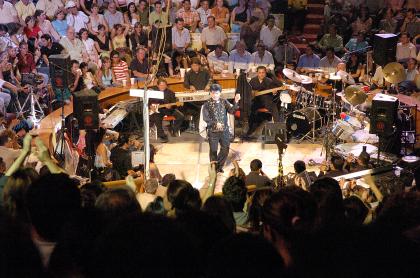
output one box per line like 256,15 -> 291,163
209,129 -> 230,171
247,95 -> 280,135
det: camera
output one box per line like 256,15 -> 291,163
21,73 -> 43,86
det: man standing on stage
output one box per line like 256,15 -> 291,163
245,65 -> 280,137
202,83 -> 240,173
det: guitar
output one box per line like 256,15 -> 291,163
252,85 -> 288,98
150,102 -> 184,113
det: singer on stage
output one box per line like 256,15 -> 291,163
202,83 -> 240,173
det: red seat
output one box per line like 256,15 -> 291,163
257,108 -> 270,113
234,110 -> 241,118
163,115 -> 176,121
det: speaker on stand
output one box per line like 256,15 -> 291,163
372,33 -> 398,67
73,89 -> 100,130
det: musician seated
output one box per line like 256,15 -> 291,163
130,47 -> 149,82
250,42 -> 275,73
151,78 -> 185,137
319,47 -> 343,73
296,44 -> 321,73
245,65 -> 281,138
183,57 -> 211,91
207,45 -> 229,74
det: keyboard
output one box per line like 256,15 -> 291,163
102,108 -> 129,128
175,88 -> 236,102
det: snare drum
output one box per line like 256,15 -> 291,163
332,120 -> 355,141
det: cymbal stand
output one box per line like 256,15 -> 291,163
298,88 -> 317,143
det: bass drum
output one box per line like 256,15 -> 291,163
287,107 -> 322,137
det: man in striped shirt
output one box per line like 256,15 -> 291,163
110,50 -> 129,86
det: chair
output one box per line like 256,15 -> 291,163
163,115 -> 180,136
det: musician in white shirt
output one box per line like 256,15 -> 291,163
208,45 -> 229,73
250,42 -> 275,73
228,40 -> 251,73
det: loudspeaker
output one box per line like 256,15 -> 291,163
73,90 -> 99,130
370,93 -> 399,136
49,54 -> 71,89
373,34 -> 398,67
262,122 -> 288,144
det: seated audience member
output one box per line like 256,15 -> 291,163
60,27 -> 87,63
15,0 -> 35,25
0,131 -> 20,170
35,9 -> 60,42
65,1 -> 89,33
202,195 -> 236,234
39,34 -> 63,66
344,31 -> 369,53
228,40 -> 252,73
207,44 -> 229,74
379,8 -> 398,34
318,24 -> 344,53
245,159 -> 272,188
351,6 -> 372,36
286,160 -> 317,191
183,57 -> 211,91
26,173 -> 81,267
36,0 -> 64,20
51,8 -> 68,37
111,23 -> 130,50
16,41 -> 37,75
0,0 -> 19,25
129,22 -> 148,54
248,0 -> 265,28
240,16 -> 261,52
201,16 -> 227,54
222,176 -> 249,228
320,153 -> 347,178
172,182 -> 202,216
211,0 -> 230,33
23,16 -> 41,40
97,56 -> 115,87
130,47 -> 149,81
103,2 -> 124,30
156,173 -> 176,198
405,58 -> 419,82
273,35 -> 300,68
136,178 -> 159,211
343,196 -> 369,226
260,15 -> 282,51
124,2 -> 140,27
177,0 -> 199,32
80,62 -> 100,91
110,134 -> 132,178
88,4 -> 109,36
296,44 -> 320,73
94,24 -> 112,57
172,17 -> 191,52
149,1 -> 169,27
247,188 -> 273,233
69,59 -> 84,93
346,53 -> 363,82
251,42 -> 275,73
110,50 -> 129,86
319,47 -> 343,73
230,0 -> 250,33
400,8 -> 420,33
79,28 -> 100,65
396,33 -> 417,63
196,0 -> 211,31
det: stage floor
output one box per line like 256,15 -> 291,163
153,133 -> 326,190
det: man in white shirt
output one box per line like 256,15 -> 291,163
15,0 -> 36,24
396,32 -> 417,63
260,15 -> 282,50
172,17 -> 191,52
208,45 -> 229,73
60,27 -> 87,62
65,1 -> 89,33
0,0 -> 19,24
201,16 -> 227,54
36,0 -> 64,19
319,47 -> 343,73
228,40 -> 252,73
196,0 -> 211,30
104,2 -> 124,29
250,42 -> 275,72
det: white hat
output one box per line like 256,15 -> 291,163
65,1 -> 76,9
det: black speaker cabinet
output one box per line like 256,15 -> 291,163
373,33 -> 398,67
370,93 -> 399,136
262,122 -> 288,144
73,90 -> 99,130
49,54 -> 71,89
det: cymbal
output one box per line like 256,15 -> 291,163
383,62 -> 406,84
287,84 -> 303,92
283,68 -> 303,83
337,70 -> 355,85
300,74 -> 313,84
344,85 -> 367,106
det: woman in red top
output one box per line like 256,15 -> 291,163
17,41 -> 36,74
24,16 -> 42,40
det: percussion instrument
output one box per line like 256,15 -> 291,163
286,107 -> 322,137
383,62 -> 406,84
283,68 -> 303,83
280,92 -> 292,104
344,85 -> 368,106
332,120 -> 356,141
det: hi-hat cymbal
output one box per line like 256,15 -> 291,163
383,62 -> 406,84
344,85 -> 367,106
283,68 -> 303,83
300,74 -> 313,84
337,70 -> 355,85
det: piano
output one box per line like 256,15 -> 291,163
175,88 -> 236,102
101,99 -> 141,128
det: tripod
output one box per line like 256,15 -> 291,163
20,85 -> 44,125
